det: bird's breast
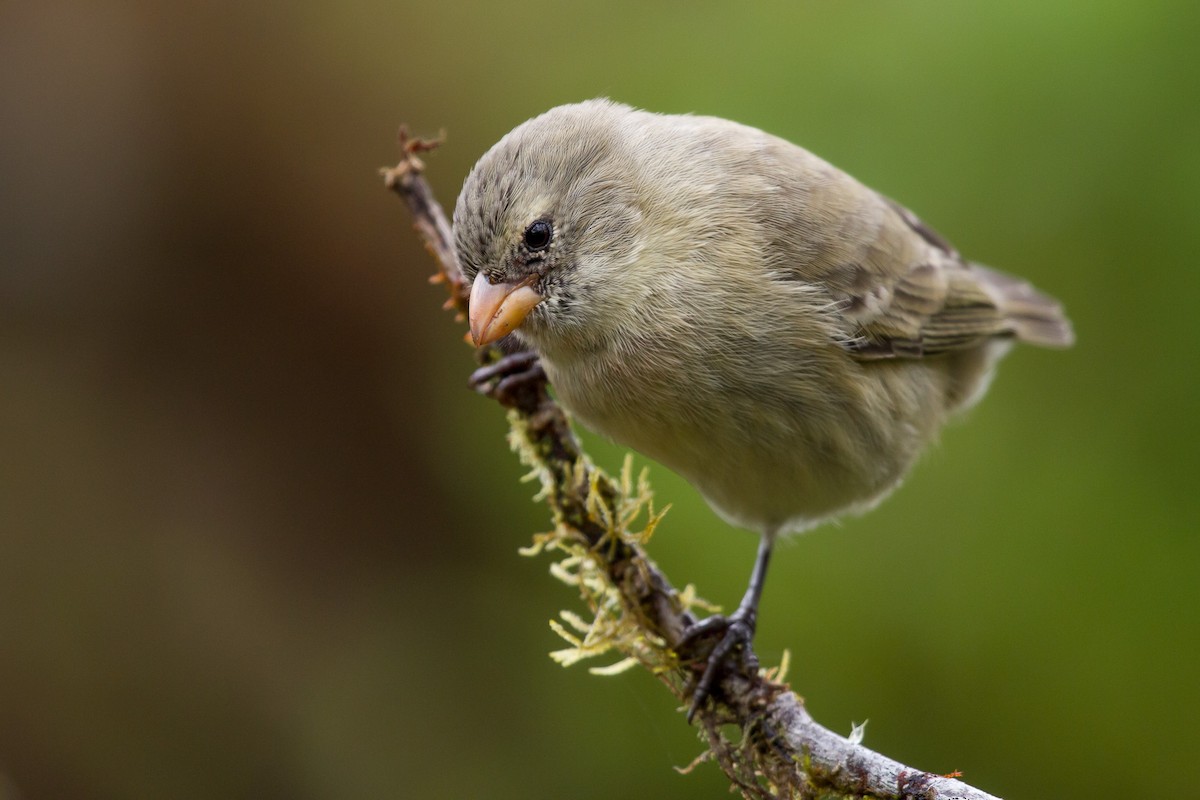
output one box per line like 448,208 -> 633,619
539,332 -> 922,536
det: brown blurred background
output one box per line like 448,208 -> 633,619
2,2 -> 1197,798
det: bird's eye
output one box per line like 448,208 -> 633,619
523,220 -> 553,251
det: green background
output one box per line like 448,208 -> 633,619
2,2 -> 1197,798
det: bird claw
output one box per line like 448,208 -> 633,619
469,349 -> 545,408
679,609 -> 759,723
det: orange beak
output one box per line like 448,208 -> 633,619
468,273 -> 544,346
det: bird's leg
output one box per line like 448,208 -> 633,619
468,346 -> 545,408
680,534 -> 774,723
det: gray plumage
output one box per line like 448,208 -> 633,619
454,99 -> 1072,539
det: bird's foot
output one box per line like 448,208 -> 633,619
678,608 -> 760,723
469,349 -> 545,409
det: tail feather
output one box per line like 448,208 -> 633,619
971,263 -> 1075,348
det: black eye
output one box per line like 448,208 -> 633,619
523,220 -> 553,251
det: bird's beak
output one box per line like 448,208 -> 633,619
468,273 -> 544,346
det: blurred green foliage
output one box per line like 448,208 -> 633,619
1,1 -> 1197,798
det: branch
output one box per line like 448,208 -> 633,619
382,128 -> 1003,800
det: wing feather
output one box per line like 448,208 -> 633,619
835,200 -> 1041,360
753,136 -> 1072,357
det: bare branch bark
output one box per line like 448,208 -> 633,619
382,129 -> 1003,800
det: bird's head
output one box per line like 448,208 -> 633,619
453,100 -> 647,354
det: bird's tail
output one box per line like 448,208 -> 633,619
971,263 -> 1075,348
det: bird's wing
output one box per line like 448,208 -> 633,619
754,136 -> 1072,356
825,198 -> 1017,360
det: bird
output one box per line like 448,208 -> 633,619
452,99 -> 1073,719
